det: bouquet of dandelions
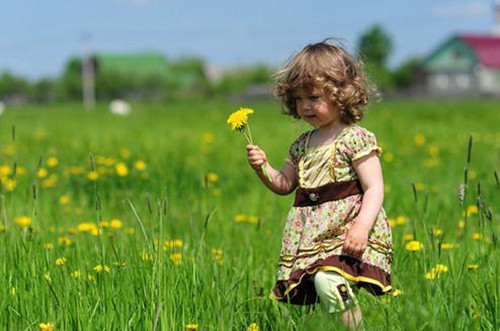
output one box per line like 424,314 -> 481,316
227,107 -> 272,182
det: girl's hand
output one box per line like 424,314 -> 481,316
246,144 -> 268,171
343,221 -> 370,258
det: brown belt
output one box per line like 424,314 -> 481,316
293,180 -> 363,207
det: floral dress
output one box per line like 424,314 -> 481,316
271,124 -> 393,305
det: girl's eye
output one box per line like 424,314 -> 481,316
308,96 -> 320,101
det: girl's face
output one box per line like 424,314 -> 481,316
294,89 -> 340,129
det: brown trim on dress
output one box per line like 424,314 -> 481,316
272,255 -> 392,305
293,180 -> 363,207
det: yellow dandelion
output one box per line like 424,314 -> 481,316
42,176 -> 58,188
77,222 -> 98,233
473,233 -> 483,240
211,249 -> 223,256
38,322 -> 55,331
120,148 -> 131,159
59,195 -> 70,205
440,243 -> 455,249
434,264 -> 449,272
403,234 -> 414,241
388,218 -> 396,227
87,171 -> 99,181
467,264 -> 479,271
70,270 -> 82,278
55,257 -> 67,266
114,261 -> 127,268
227,107 -> 254,132
431,228 -> 443,236
206,172 -> 219,183
414,182 -> 426,191
43,273 -> 51,281
115,162 -> 129,177
2,178 -> 16,191
423,158 -> 440,168
427,144 -> 439,157
247,216 -> 259,224
0,164 -> 11,176
467,205 -> 479,215
58,236 -> 73,246
93,264 -> 111,273
170,253 -> 182,265
99,220 -> 109,228
46,157 -> 59,167
396,216 -> 407,225
186,324 -> 198,330
458,220 -> 466,228
126,227 -> 135,235
468,170 -> 477,180
247,323 -> 260,331
15,216 -> 32,227
0,225 -> 6,233
37,168 -> 48,178
234,214 -> 247,223
110,219 -> 123,229
135,160 -> 147,171
414,133 -> 426,146
405,240 -> 423,252
9,286 -> 16,296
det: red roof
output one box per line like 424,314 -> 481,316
459,34 -> 500,68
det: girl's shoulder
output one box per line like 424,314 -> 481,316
337,125 -> 381,161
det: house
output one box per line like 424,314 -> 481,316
420,1 -> 500,96
420,34 -> 500,96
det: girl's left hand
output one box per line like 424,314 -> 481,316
343,222 -> 369,257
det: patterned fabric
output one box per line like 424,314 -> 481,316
275,124 -> 393,302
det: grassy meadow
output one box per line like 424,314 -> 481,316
0,99 -> 499,330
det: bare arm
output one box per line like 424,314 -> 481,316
246,144 -> 297,195
342,151 -> 385,257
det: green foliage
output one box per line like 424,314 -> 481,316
393,57 -> 422,88
215,64 -> 273,94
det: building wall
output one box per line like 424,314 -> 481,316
476,65 -> 500,95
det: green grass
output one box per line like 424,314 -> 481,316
0,99 -> 499,330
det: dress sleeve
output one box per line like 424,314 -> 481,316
345,127 -> 382,162
286,132 -> 308,166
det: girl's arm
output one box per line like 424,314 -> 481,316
343,151 -> 385,257
246,144 -> 297,195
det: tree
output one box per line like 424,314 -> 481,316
357,25 -> 394,91
393,57 -> 421,88
358,25 -> 393,67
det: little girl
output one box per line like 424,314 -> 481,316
246,40 -> 392,329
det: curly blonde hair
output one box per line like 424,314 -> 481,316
273,39 -> 377,124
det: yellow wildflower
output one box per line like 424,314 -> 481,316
38,322 -> 55,331
414,133 -> 426,146
458,220 -> 465,228
473,233 -> 483,240
87,171 -> 99,181
467,264 -> 479,271
403,234 -> 414,241
414,182 -> 426,191
0,225 -> 6,233
0,164 -> 11,176
440,243 -> 455,249
70,270 -> 82,278
234,214 -> 246,223
247,323 -> 260,331
93,264 -> 111,273
2,178 -> 16,191
431,228 -> 443,236
120,148 -> 131,159
46,157 -> 59,167
55,257 -> 67,266
115,162 -> 129,177
10,286 -> 16,296
425,264 -> 449,280
467,205 -> 479,215
391,289 -> 403,297
135,160 -> 147,171
247,216 -> 259,224
170,253 -> 182,265
396,216 -> 407,225
58,236 -> 73,246
141,252 -> 153,262
77,222 -> 98,233
43,273 -> 51,281
43,242 -> 53,251
37,168 -> 48,178
126,227 -> 135,235
405,240 -> 423,252
99,220 -> 109,228
15,216 -> 32,227
59,195 -> 70,205
206,172 -> 219,183
185,324 -> 198,330
434,264 -> 448,272
227,107 -> 254,131
388,218 -> 396,227
427,144 -> 439,157
110,219 -> 123,229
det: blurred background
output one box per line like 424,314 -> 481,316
1,0 -> 500,107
